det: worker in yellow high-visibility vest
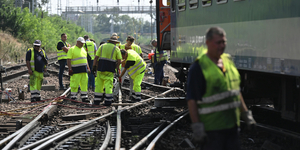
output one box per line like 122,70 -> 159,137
92,36 -> 122,106
26,40 -> 48,102
83,35 -> 97,91
67,37 -> 91,103
119,49 -> 146,102
57,33 -> 71,90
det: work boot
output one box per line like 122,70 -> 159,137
31,98 -> 36,102
104,100 -> 112,106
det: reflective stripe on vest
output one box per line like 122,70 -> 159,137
85,41 -> 95,60
156,49 -> 168,62
127,50 -> 146,78
57,40 -> 68,60
198,89 -> 240,104
198,101 -> 241,115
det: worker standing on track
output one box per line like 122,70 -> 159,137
83,35 -> 97,91
26,40 -> 48,102
151,39 -> 168,85
92,36 -> 122,106
67,37 -> 90,103
119,49 -> 146,102
57,33 -> 71,90
186,27 -> 256,150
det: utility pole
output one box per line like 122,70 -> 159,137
32,0 -> 35,14
150,0 -> 153,41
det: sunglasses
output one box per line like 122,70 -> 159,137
34,45 -> 40,47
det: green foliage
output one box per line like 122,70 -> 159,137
0,2 -> 93,53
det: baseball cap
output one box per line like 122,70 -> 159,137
77,37 -> 86,43
33,40 -> 41,46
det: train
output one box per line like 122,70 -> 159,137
156,0 -> 300,122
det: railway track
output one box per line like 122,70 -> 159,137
0,60 -> 189,149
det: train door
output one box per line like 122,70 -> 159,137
158,0 -> 171,50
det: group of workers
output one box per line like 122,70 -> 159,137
26,33 -> 167,106
26,26 -> 256,149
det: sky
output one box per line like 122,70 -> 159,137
43,0 -> 158,21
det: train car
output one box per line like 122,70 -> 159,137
157,0 -> 300,122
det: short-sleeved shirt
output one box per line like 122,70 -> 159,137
96,42 -> 122,72
26,49 -> 48,73
57,41 -> 67,50
186,61 -> 206,101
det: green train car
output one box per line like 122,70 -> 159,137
166,0 -> 300,122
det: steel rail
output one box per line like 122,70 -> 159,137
1,87 -> 70,149
115,89 -> 123,150
30,111 -> 116,149
146,112 -> 189,150
99,121 -> 111,150
130,122 -> 168,150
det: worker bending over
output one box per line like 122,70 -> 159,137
119,49 -> 146,102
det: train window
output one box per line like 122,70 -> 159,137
163,0 -> 170,6
178,0 -> 186,11
202,0 -> 212,7
217,0 -> 227,4
171,0 -> 176,12
189,0 -> 198,9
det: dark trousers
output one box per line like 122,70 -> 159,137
58,59 -> 67,88
88,59 -> 95,88
202,126 -> 240,150
154,61 -> 166,85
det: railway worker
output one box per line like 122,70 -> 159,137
112,33 -> 121,47
151,39 -> 168,85
67,37 -> 90,103
57,33 -> 71,90
186,27 -> 256,150
83,35 -> 97,91
120,36 -> 143,57
26,40 -> 48,102
92,36 -> 122,106
119,49 -> 146,102
113,45 -> 134,98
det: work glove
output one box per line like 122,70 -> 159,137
191,122 -> 208,144
68,69 -> 73,76
241,110 -> 256,130
28,70 -> 33,75
92,66 -> 97,77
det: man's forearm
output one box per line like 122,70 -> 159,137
188,100 -> 200,123
239,94 -> 248,113
67,59 -> 72,69
120,68 -> 127,77
26,61 -> 31,71
93,56 -> 99,66
62,47 -> 69,53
